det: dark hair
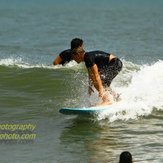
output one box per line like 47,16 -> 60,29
119,151 -> 132,163
71,38 -> 83,50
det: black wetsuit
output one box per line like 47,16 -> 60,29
84,51 -> 123,87
59,49 -> 72,65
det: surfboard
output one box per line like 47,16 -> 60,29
59,105 -> 113,115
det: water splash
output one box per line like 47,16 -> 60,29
97,60 -> 163,122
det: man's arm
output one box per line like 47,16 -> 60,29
88,64 -> 112,105
53,55 -> 62,65
88,64 -> 104,98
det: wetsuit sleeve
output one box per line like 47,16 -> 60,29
59,50 -> 72,65
84,53 -> 95,68
59,51 -> 66,60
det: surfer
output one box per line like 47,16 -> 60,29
72,47 -> 123,105
53,38 -> 83,65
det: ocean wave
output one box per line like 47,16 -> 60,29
0,57 -> 82,70
1,56 -> 163,122
0,57 -> 140,71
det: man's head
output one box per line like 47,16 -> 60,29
72,47 -> 85,63
119,151 -> 133,163
71,38 -> 83,50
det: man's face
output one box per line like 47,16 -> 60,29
72,48 -> 85,63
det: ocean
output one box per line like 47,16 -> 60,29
0,0 -> 163,162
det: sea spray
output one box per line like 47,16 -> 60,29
97,60 -> 163,121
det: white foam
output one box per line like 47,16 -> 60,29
0,57 -> 80,70
97,60 -> 163,122
0,57 -> 23,66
